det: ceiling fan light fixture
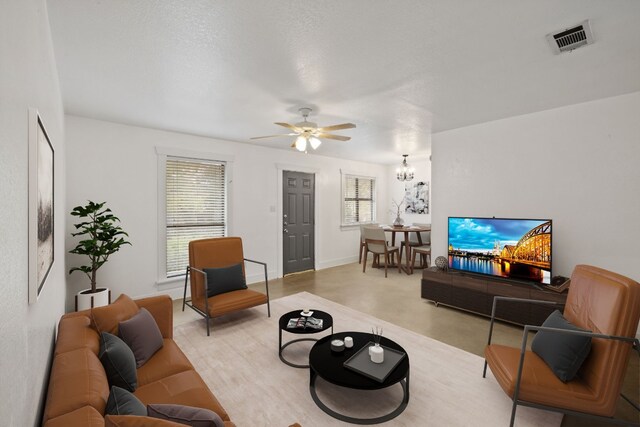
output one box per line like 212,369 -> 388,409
396,154 -> 415,182
309,136 -> 321,150
295,135 -> 307,152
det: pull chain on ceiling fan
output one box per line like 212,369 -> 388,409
251,107 -> 356,152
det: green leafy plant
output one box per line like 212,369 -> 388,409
69,201 -> 131,293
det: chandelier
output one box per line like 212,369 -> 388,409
396,154 -> 415,182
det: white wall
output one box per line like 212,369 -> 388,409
65,116 -> 388,305
431,92 -> 640,284
0,1 -> 66,425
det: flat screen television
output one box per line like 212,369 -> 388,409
448,217 -> 552,285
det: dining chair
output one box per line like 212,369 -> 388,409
399,224 -> 431,255
362,226 -> 401,278
410,245 -> 431,273
358,223 -> 379,264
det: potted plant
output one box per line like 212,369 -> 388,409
69,201 -> 131,310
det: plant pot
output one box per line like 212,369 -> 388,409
76,287 -> 111,311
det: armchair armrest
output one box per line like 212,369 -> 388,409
244,258 -> 270,303
134,295 -> 173,339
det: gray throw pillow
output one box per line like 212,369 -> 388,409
531,310 -> 592,382
119,308 -> 164,368
106,386 -> 146,416
204,263 -> 247,298
99,332 -> 138,391
147,404 -> 225,427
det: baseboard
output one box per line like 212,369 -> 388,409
317,255 -> 359,270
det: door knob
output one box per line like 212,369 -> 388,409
283,228 -> 288,233
283,221 -> 288,226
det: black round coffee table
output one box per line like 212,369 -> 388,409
308,331 -> 410,424
278,309 -> 333,368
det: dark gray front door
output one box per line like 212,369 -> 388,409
283,171 -> 315,275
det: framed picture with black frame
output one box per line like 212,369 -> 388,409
28,109 -> 54,304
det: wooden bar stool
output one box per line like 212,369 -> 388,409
410,245 -> 431,273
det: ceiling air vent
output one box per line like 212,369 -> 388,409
547,20 -> 594,54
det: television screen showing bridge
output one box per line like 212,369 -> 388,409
448,217 -> 552,284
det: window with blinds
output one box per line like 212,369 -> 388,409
342,175 -> 376,225
165,157 -> 226,277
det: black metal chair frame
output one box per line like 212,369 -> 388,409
483,296 -> 640,427
182,258 -> 271,336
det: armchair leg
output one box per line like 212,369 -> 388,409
359,242 -> 364,264
509,400 -> 518,427
182,267 -> 189,311
206,314 -> 211,337
363,251 -> 368,272
482,360 -> 488,378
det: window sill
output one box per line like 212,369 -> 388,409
156,275 -> 185,289
340,223 -> 371,231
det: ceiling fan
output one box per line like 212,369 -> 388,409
251,107 -> 356,152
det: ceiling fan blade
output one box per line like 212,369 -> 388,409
317,123 -> 356,132
274,122 -> 300,132
317,133 -> 350,141
250,133 -> 296,140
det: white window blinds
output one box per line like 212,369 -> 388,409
166,157 -> 226,277
342,175 -> 376,225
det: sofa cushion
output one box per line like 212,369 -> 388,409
43,406 -> 104,427
194,289 -> 268,318
106,386 -> 147,416
55,315 -> 100,355
106,415 -> 185,426
204,263 -> 247,298
42,348 -> 110,424
147,404 -> 225,427
134,370 -> 230,421
136,339 -> 193,387
531,310 -> 592,382
119,308 -> 164,368
92,294 -> 139,335
100,332 -> 138,391
134,295 -> 174,339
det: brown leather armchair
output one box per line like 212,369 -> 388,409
182,237 -> 270,336
483,265 -> 640,426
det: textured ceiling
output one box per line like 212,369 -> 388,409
47,0 -> 640,164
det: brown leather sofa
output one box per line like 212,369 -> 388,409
42,294 -> 235,427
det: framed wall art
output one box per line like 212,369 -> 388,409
28,109 -> 54,304
404,180 -> 429,215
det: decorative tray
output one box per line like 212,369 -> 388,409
343,341 -> 406,383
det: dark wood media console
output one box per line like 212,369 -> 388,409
421,268 -> 567,326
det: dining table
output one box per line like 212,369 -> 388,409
380,224 -> 431,275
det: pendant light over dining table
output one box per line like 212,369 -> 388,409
396,154 -> 415,182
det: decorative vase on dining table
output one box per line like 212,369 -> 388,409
393,214 -> 404,227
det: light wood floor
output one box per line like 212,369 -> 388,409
175,262 -> 639,426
